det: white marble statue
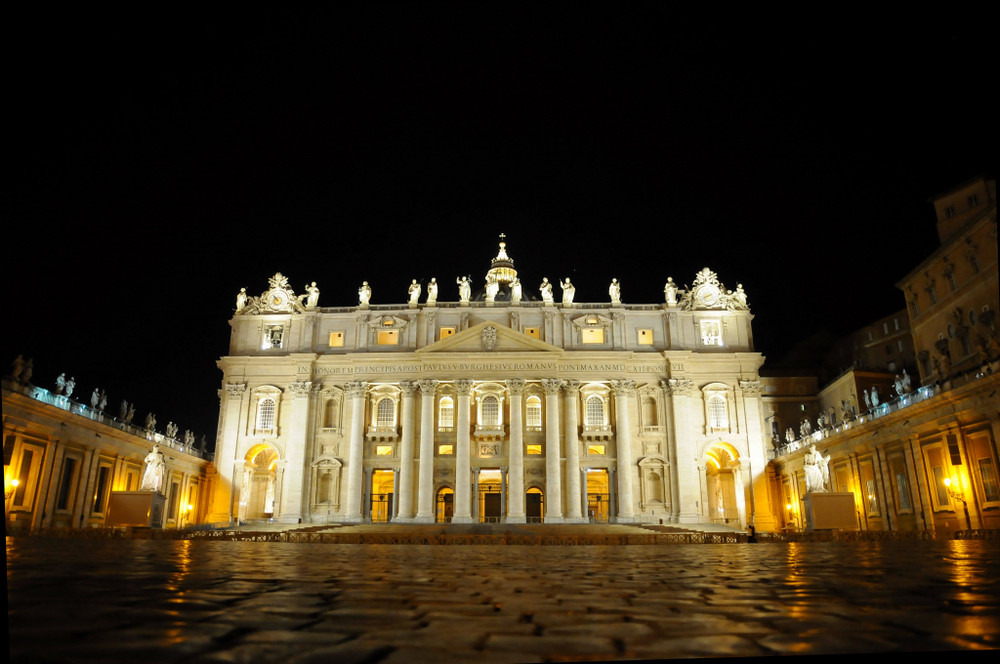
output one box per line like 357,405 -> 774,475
665,278 -> 678,306
140,444 -> 166,493
863,389 -> 871,410
871,386 -> 880,407
785,427 -> 795,444
485,275 -> 499,304
124,403 -> 135,424
236,287 -> 247,312
426,278 -> 438,305
145,412 -> 157,432
734,284 -> 748,309
901,369 -> 912,393
408,279 -> 421,307
304,282 -> 319,308
609,278 -> 621,305
457,276 -> 472,304
803,444 -> 831,492
510,278 -> 522,305
90,388 -> 100,408
800,418 -> 812,437
358,281 -> 371,307
560,278 -> 575,306
64,377 -> 75,398
539,278 -> 553,304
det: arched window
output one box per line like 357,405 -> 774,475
481,395 -> 500,427
256,397 -> 276,432
708,394 -> 728,429
376,397 -> 396,428
438,396 -> 454,429
585,395 -> 605,427
525,396 -> 542,429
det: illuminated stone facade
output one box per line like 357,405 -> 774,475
208,243 -> 778,531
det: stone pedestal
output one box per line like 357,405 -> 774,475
106,491 -> 165,528
803,492 -> 857,531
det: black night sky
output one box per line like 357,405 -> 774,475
5,7 -> 995,445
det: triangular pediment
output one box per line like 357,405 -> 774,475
417,321 -> 563,354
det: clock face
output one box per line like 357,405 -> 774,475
696,284 -> 720,307
268,289 -> 289,310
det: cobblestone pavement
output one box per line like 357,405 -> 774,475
7,536 -> 1000,662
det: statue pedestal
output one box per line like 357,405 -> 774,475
803,492 -> 857,531
106,491 -> 166,528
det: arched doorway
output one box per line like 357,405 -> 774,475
240,444 -> 279,522
526,486 -> 544,523
586,469 -> 610,522
478,469 -> 502,523
370,469 -> 394,523
704,443 -> 744,527
436,486 -> 454,523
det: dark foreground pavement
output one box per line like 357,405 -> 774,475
7,535 -> 999,662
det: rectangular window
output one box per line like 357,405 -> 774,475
377,330 -> 399,345
865,478 -> 879,514
263,325 -> 284,350
637,329 -> 654,345
524,327 -> 540,339
526,444 -> 542,455
891,457 -> 912,511
979,457 -> 1000,502
375,445 -> 393,456
700,321 -> 722,346
587,444 -> 606,455
582,328 -> 604,344
56,457 -> 79,511
438,444 -> 453,455
328,331 -> 344,347
439,327 -> 456,340
92,465 -> 112,515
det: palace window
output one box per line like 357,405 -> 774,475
375,397 -> 397,428
584,395 -> 606,427
480,395 -> 501,427
637,329 -> 654,345
708,394 -> 728,430
262,325 -> 284,350
256,397 -> 277,433
438,396 -> 454,430
328,331 -> 344,347
525,395 -> 542,429
582,328 -> 604,344
377,329 -> 399,345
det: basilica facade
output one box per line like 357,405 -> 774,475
207,242 -> 778,531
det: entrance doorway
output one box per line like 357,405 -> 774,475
436,486 -> 454,523
704,444 -> 742,527
240,444 -> 278,522
370,470 -> 394,523
526,486 -> 544,523
478,469 -> 503,522
586,468 -> 610,522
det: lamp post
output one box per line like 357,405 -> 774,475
943,477 -> 971,530
5,479 -> 18,500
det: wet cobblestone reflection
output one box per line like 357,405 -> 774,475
8,537 -> 1000,662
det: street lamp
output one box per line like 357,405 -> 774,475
5,479 -> 18,500
943,477 -> 971,530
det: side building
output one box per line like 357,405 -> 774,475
208,243 -> 780,531
768,178 -> 1000,534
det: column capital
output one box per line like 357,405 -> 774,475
286,381 -> 313,398
418,379 -> 439,395
739,379 -> 762,397
562,379 -> 581,395
455,378 -> 475,395
610,379 -> 636,396
399,380 -> 419,396
224,383 -> 247,400
506,378 -> 526,395
665,378 -> 694,397
345,380 -> 367,398
542,378 -> 563,395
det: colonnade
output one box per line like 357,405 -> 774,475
340,378 -> 641,524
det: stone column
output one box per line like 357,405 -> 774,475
506,379 -> 526,523
415,380 -> 438,522
453,379 -> 474,523
396,381 -> 417,521
563,380 -> 584,522
208,383 -> 246,524
668,378 -> 700,524
612,380 -> 637,522
344,381 -> 367,522
739,379 -> 778,532
542,378 -> 564,522
279,381 -> 312,523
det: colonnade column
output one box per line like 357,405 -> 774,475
453,379 -> 474,523
396,381 -> 417,521
612,380 -> 637,522
563,380 -> 584,522
542,379 -> 564,522
415,380 -> 438,522
506,379 -> 526,523
344,381 -> 367,522
209,382 -> 246,524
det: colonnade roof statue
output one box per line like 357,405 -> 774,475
231,237 -> 751,313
